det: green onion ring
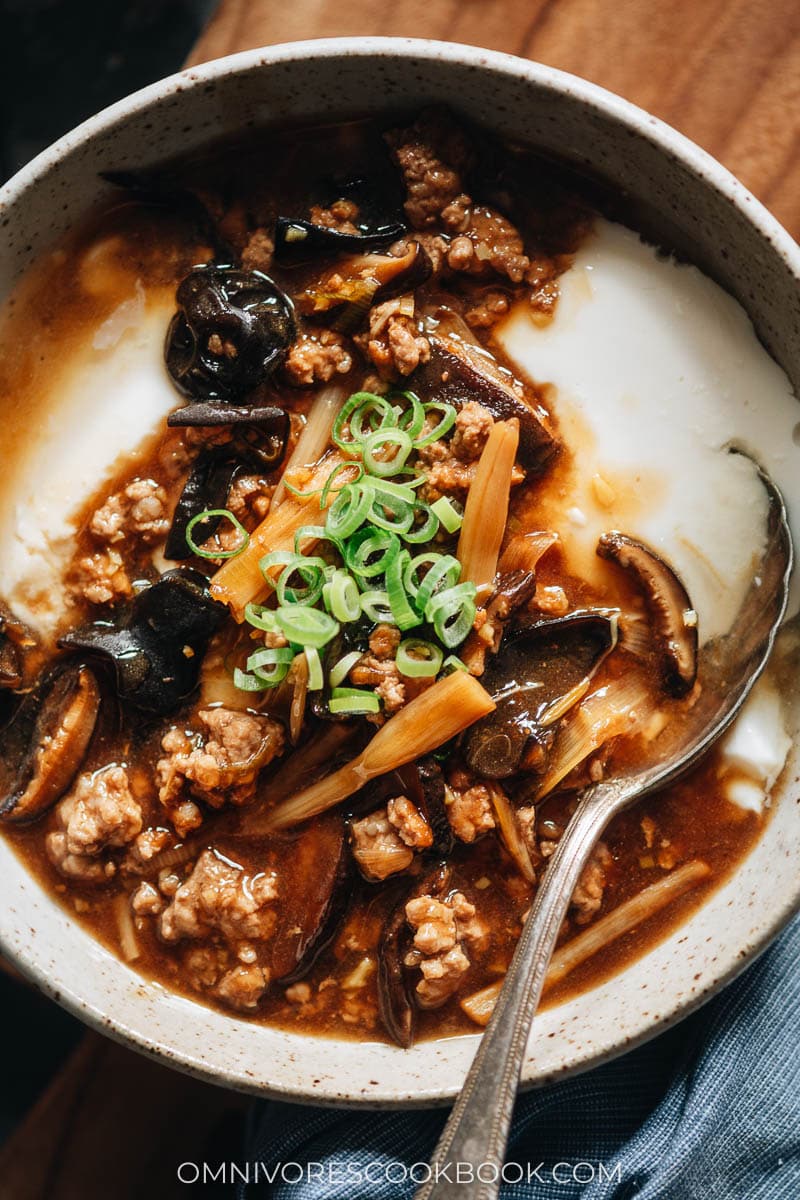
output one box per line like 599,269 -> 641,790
386,550 -> 422,631
323,569 -> 362,622
275,556 -> 329,607
431,496 -> 464,534
328,649 -> 364,688
185,509 -> 250,560
325,481 -> 373,540
304,647 -> 324,691
274,606 -> 340,649
332,392 -> 396,450
344,527 -> 400,579
361,428 -> 413,478
414,401 -> 457,447
247,645 -> 296,686
403,503 -> 440,544
425,582 -> 478,648
414,554 -> 462,614
233,667 -> 269,692
320,461 -> 364,507
392,389 -> 426,441
360,590 -> 396,624
243,603 -> 280,632
396,638 -> 444,678
329,689 -> 381,715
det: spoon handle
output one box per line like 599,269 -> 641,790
414,785 -> 618,1200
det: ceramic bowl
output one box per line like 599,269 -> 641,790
0,38 -> 798,1106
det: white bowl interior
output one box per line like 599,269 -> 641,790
0,39 -> 798,1104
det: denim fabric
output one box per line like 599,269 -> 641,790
241,913 -> 800,1199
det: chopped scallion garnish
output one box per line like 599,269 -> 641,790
185,509 -> 249,560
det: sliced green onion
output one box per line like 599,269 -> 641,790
243,603 -> 280,633
414,401 -> 456,448
392,389 -> 426,441
329,649 -> 364,688
329,687 -> 381,714
332,392 -> 396,450
325,482 -> 373,540
293,524 -> 341,557
304,647 -> 324,691
386,550 -> 422,631
442,654 -> 469,673
247,645 -> 295,686
282,477 -> 322,499
259,549 -> 298,586
367,492 -> 415,535
362,428 -> 413,478
431,496 -> 464,534
323,568 -> 362,621
320,461 -> 363,507
344,527 -> 400,579
414,554 -> 462,615
396,638 -> 443,678
360,589 -> 395,624
426,582 -> 478,649
275,556 -> 329,607
369,478 -> 419,504
403,503 -> 440,544
233,667 -> 269,692
185,509 -> 249,560
275,606 -> 340,649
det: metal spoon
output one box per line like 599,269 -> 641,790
415,461 -> 793,1200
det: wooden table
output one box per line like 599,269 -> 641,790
2,3 -> 797,1196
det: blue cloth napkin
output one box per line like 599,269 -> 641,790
239,913 -> 800,1199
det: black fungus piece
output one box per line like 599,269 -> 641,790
0,662 -> 100,824
397,756 -> 453,856
165,267 -> 296,402
274,217 -> 406,264
465,610 -> 619,779
59,570 -> 227,716
378,861 -> 451,1048
164,427 -> 288,562
167,402 -> 289,431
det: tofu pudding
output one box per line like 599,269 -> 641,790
0,109 -> 795,1044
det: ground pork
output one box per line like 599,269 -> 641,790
349,654 -> 406,714
446,206 -> 530,283
369,623 -> 401,661
284,330 -> 353,386
387,796 -> 433,850
159,849 -> 278,943
309,198 -> 360,233
156,708 -> 284,814
215,963 -> 270,1011
131,881 -> 164,916
445,770 -> 496,842
240,227 -> 274,272
385,111 -> 473,230
414,435 -> 476,503
350,807 -> 414,881
226,474 -> 274,528
571,842 -> 612,924
404,890 -> 483,1008
70,548 -> 131,606
451,401 -> 494,461
89,478 -> 170,546
360,298 -> 431,379
464,289 -> 512,329
46,765 -> 142,883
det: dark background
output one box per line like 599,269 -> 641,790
0,0 -> 215,182
0,0 -> 214,1143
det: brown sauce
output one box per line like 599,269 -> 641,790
0,111 -> 780,1044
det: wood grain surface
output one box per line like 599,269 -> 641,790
189,0 -> 800,240
4,4 -> 797,1199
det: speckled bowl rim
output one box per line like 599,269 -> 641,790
0,37 -> 798,1108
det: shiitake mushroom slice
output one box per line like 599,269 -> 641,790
165,267 -> 296,402
59,569 -> 226,716
378,861 -> 451,1048
596,532 -> 698,697
413,332 -> 558,472
269,814 -> 352,983
0,662 -> 100,824
464,610 -> 619,780
0,603 -> 35,691
167,402 -> 289,431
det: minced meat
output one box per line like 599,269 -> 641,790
159,849 -> 278,943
